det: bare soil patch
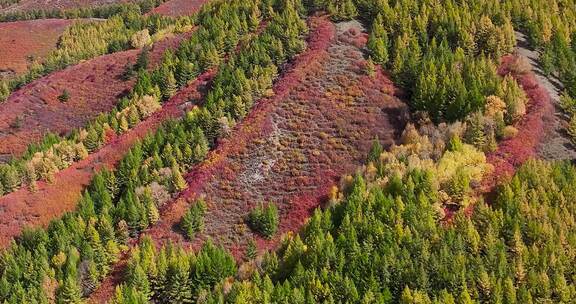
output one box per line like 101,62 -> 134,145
514,31 -> 576,161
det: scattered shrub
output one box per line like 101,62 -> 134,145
502,125 -> 519,139
58,90 -> 70,103
130,29 -> 152,49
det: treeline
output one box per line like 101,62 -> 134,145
115,237 -> 237,303
115,147 -> 576,303
110,110 -> 495,302
306,0 -> 527,154
508,0 -> 576,143
0,0 -> 309,302
0,11 -> 191,195
204,160 -> 576,303
0,0 -> 166,22
355,0 -> 517,123
0,6 -> 192,103
102,2 -> 576,303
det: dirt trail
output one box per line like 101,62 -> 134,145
515,31 -> 576,160
0,71 -> 213,248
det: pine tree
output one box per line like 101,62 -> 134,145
128,263 -> 151,300
246,239 -> 257,260
180,199 -> 207,239
135,47 -> 149,71
117,220 -> 130,244
465,113 -> 486,149
247,202 -> 279,239
127,107 -> 141,128
568,114 -> 576,144
1,164 -> 20,191
84,127 -> 101,152
148,202 -> 160,227
368,32 -> 389,65
458,286 -> 474,304
171,164 -> 187,192
367,137 -> 383,163
365,57 -> 376,78
0,81 -> 9,102
160,68 -> 177,100
327,0 -> 358,21
119,115 -> 129,133
175,61 -> 195,88
56,276 -> 82,304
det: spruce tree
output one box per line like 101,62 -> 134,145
171,164 -> 187,192
135,47 -> 149,71
180,199 -> 207,239
56,276 -> 82,304
367,137 -> 383,163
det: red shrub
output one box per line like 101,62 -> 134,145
480,54 -> 551,194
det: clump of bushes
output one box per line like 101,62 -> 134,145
180,199 -> 207,239
247,202 -> 279,239
58,90 -> 70,103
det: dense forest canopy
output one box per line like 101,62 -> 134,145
0,0 -> 308,302
1,0 -> 576,303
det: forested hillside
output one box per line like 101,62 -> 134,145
1,0 -> 576,303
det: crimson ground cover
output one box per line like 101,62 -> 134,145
0,70 -> 213,248
0,19 -> 73,79
0,32 -> 190,161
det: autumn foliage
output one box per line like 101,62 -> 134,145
479,54 -> 552,193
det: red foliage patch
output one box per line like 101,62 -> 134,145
0,19 -> 73,78
0,32 -> 191,160
478,54 -> 552,197
0,0 -> 134,14
148,0 -> 208,17
0,68 -> 213,249
86,16 -> 410,303
140,16 -> 407,258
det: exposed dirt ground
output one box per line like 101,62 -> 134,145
0,70 -> 213,248
0,19 -> 73,79
0,31 -> 190,161
514,31 -> 576,161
